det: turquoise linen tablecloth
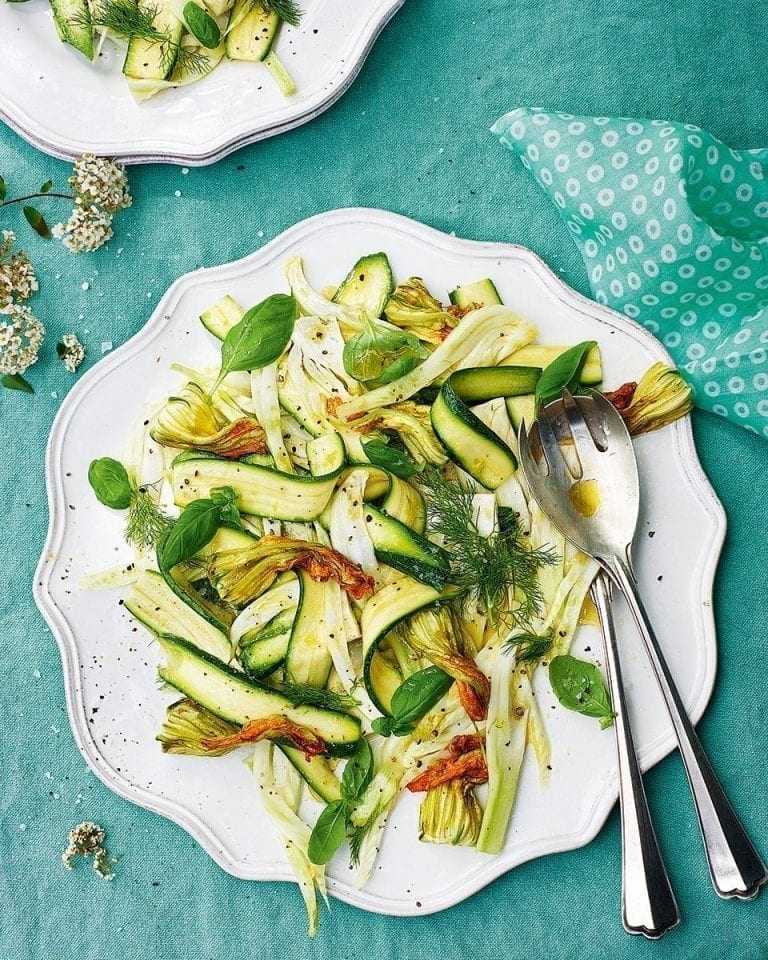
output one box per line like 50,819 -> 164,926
1,1 -> 767,958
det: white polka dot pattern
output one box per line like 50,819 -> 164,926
492,108 -> 768,436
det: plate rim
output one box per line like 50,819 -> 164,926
33,207 -> 726,915
0,0 -> 403,166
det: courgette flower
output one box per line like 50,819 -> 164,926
399,608 -> 490,721
408,734 -> 489,792
210,535 -> 375,607
201,716 -> 328,760
413,735 -> 486,846
157,697 -> 240,756
384,278 -> 458,345
604,363 -> 693,435
347,401 -> 447,468
150,382 -> 268,458
418,779 -> 483,846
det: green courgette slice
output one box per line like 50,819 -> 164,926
448,278 -> 502,309
332,253 -> 394,318
157,634 -> 361,756
430,382 -> 517,490
448,365 -> 541,403
125,570 -> 231,662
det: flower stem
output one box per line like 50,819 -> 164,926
0,193 -> 74,208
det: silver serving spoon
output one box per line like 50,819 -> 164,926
518,391 -> 767,905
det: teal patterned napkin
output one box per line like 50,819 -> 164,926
493,108 -> 768,437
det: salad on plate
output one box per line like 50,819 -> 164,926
83,251 -> 692,933
47,0 -> 301,99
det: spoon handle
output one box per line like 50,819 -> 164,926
592,573 -> 680,938
609,556 -> 768,900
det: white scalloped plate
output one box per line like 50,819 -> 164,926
34,209 -> 725,916
0,0 -> 402,165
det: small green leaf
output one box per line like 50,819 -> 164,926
549,654 -> 614,727
362,440 -> 419,478
216,293 -> 297,390
23,205 -> 50,238
307,799 -> 348,865
2,372 -> 34,393
388,666 -> 453,732
40,180 -> 53,194
343,316 -> 427,385
0,176 -> 6,201
159,498 -> 221,570
210,485 -> 242,529
183,1 -> 221,47
535,341 -> 597,407
371,716 -> 393,737
88,457 -> 133,509
340,737 -> 373,802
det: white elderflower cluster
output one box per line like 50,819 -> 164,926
58,332 -> 86,372
52,204 -> 114,253
62,821 -> 115,880
0,231 -> 39,308
0,303 -> 45,376
69,154 -> 132,213
52,155 -> 132,254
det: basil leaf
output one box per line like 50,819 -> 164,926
0,176 -> 6,201
371,716 -> 393,736
88,457 -> 133,509
216,293 -> 297,389
307,799 -> 348,865
343,316 -> 427,385
340,737 -> 373,802
159,498 -> 221,570
389,666 -> 453,730
40,180 -> 53,194
2,372 -> 34,393
23,205 -> 50,238
549,654 -> 614,727
362,441 -> 419,478
183,1 -> 221,48
210,485 -> 242,529
535,341 -> 597,407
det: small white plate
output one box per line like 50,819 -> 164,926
34,208 -> 725,915
0,0 -> 402,165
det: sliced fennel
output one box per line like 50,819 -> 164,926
251,363 -> 294,472
252,743 -> 326,937
285,256 -> 362,336
79,563 -> 142,591
329,469 -> 378,574
338,306 -> 537,418
476,642 -> 529,855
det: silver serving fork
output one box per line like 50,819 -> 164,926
518,391 -> 767,914
591,569 -> 679,937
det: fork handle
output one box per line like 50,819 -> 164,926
592,573 -> 680,938
608,556 -> 768,900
